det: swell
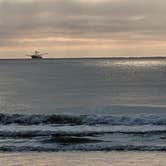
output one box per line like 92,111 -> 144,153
0,113 -> 166,126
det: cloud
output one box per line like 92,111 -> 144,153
0,0 -> 166,56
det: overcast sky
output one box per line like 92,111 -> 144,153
0,0 -> 166,58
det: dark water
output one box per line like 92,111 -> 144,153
0,58 -> 166,151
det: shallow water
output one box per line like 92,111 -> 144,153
0,58 -> 166,151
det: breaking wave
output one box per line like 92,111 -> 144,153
0,113 -> 166,126
0,113 -> 165,152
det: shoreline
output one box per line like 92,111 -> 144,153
0,151 -> 166,166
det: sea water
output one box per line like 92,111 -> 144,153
0,58 -> 165,151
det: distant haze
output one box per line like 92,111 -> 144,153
0,0 -> 166,58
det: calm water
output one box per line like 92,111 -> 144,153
0,58 -> 166,151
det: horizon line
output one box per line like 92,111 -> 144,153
0,56 -> 166,60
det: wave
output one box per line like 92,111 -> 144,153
0,113 -> 166,152
1,145 -> 166,152
0,113 -> 166,126
0,126 -> 166,138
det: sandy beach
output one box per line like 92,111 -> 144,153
0,152 -> 165,166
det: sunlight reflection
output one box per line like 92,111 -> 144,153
83,59 -> 166,68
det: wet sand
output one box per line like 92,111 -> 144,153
0,152 -> 165,166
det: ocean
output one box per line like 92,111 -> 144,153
0,58 -> 166,151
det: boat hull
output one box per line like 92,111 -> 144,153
31,55 -> 42,59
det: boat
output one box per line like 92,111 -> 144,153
27,51 -> 48,59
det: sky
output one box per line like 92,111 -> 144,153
0,0 -> 166,58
